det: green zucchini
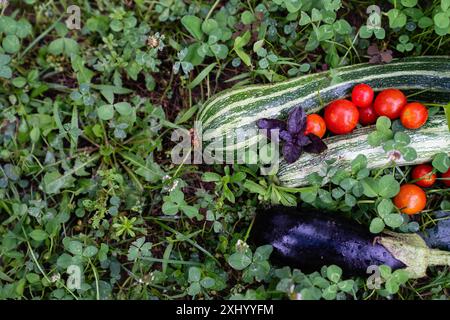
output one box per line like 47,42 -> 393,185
278,115 -> 450,187
197,56 -> 450,153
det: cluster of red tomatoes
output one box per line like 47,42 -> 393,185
393,165 -> 450,215
302,84 -> 444,217
304,84 -> 429,138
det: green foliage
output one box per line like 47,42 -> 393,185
433,152 -> 450,173
0,0 -> 449,301
86,10 -> 164,89
397,35 -> 414,52
187,265 -> 224,297
244,175 -> 316,207
228,241 -> 272,283
303,154 -> 410,234
202,166 -> 247,204
162,187 -> 201,219
368,117 -> 417,161
273,265 -> 356,300
375,265 -> 410,296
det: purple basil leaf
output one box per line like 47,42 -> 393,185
296,134 -> 311,147
369,55 -> 381,64
280,130 -> 293,143
265,130 -> 282,142
367,44 -> 380,56
380,51 -> 393,63
257,119 -> 286,142
256,119 -> 286,131
304,134 -> 328,154
283,142 -> 302,164
287,107 -> 306,135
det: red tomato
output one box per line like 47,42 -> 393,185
441,168 -> 450,187
411,164 -> 436,188
358,105 -> 378,126
393,184 -> 427,215
373,89 -> 407,120
304,114 -> 326,138
400,102 -> 428,130
324,100 -> 359,135
352,84 -> 374,108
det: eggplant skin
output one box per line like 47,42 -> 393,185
250,206 -> 405,276
419,211 -> 450,251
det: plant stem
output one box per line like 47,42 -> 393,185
205,0 -> 220,21
20,15 -> 64,59
427,248 -> 450,267
88,258 -> 101,300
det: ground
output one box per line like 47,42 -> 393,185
0,0 -> 450,300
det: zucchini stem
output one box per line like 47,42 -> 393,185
427,248 -> 450,267
380,231 -> 450,279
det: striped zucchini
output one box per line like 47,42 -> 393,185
278,115 -> 450,187
197,57 -> 450,153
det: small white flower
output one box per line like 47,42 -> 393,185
168,179 -> 179,192
292,292 -> 302,300
50,273 -> 61,283
235,239 -> 249,252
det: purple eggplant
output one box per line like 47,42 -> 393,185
419,211 -> 450,251
251,207 -> 450,278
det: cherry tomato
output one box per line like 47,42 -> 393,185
304,114 -> 327,138
393,184 -> 427,215
324,99 -> 359,135
441,168 -> 450,187
411,164 -> 436,188
373,89 -> 407,120
400,102 -> 428,130
358,105 -> 378,126
352,83 -> 374,108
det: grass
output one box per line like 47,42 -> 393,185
0,0 -> 449,300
